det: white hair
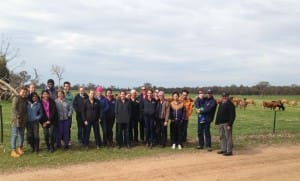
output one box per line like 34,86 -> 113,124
130,89 -> 137,94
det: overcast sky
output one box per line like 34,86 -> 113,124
1,0 -> 300,88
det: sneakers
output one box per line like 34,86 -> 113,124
178,144 -> 182,150
171,144 -> 176,149
11,150 -> 20,158
16,147 -> 24,155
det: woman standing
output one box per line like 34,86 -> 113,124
40,90 -> 58,153
169,92 -> 185,150
55,90 -> 73,149
11,87 -> 28,158
27,92 -> 43,153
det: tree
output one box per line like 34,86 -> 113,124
255,81 -> 270,96
30,68 -> 40,85
50,64 -> 64,88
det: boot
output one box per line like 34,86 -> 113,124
16,147 -> 25,155
11,150 -> 20,158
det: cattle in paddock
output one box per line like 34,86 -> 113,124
289,100 -> 298,107
239,98 -> 248,110
216,97 -> 223,104
281,99 -> 289,104
232,97 -> 241,106
245,99 -> 256,106
262,101 -> 285,111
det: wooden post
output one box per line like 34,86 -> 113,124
273,111 -> 277,134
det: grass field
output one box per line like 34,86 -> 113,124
0,95 -> 299,172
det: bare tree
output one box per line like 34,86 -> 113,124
31,68 -> 40,85
50,64 -> 64,88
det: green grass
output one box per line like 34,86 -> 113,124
0,95 -> 300,172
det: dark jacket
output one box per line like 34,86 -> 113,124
202,96 -> 217,122
115,99 -> 131,124
106,97 -> 116,120
215,99 -> 236,126
131,98 -> 140,121
73,93 -> 88,113
96,95 -> 109,120
40,99 -> 58,127
169,101 -> 186,123
82,98 -> 101,123
142,98 -> 157,116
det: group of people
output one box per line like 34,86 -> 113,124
10,79 -> 236,158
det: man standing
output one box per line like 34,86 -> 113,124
73,87 -> 88,145
82,90 -> 102,149
180,90 -> 194,142
95,86 -> 109,146
63,81 -> 74,145
105,88 -> 116,147
216,92 -> 236,156
194,89 -> 207,150
201,89 -> 217,151
155,91 -> 170,148
115,90 -> 131,149
45,79 -> 57,100
130,89 -> 140,145
137,86 -> 147,142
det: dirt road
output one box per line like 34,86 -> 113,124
1,145 -> 300,181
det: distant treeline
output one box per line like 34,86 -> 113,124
36,82 -> 300,95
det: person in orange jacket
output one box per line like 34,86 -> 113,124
180,90 -> 194,142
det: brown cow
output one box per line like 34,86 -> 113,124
239,98 -> 248,110
246,99 -> 256,106
262,101 -> 285,111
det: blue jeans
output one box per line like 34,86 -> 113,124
11,126 -> 25,150
197,121 -> 212,148
57,119 -> 71,147
144,114 -> 154,144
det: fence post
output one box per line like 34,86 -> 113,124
0,105 -> 2,144
273,110 -> 277,134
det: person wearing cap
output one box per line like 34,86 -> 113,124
180,90 -> 194,142
215,92 -> 236,156
194,89 -> 207,150
95,86 -> 109,146
200,89 -> 217,151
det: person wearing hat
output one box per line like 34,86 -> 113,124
215,92 -> 236,156
199,89 -> 217,151
194,89 -> 207,150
